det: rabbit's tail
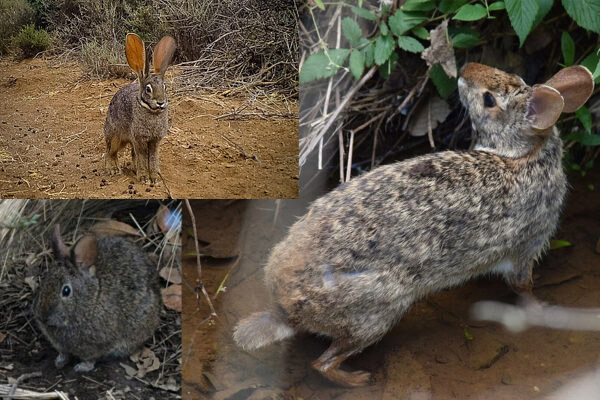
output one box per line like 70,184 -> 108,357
233,310 -> 294,350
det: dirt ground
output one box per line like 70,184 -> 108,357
181,168 -> 600,399
0,59 -> 298,199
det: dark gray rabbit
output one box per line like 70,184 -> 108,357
234,63 -> 594,387
104,33 -> 176,184
34,225 -> 161,372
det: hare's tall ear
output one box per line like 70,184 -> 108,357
527,85 -> 564,130
51,224 -> 69,260
71,234 -> 98,276
126,33 -> 146,81
545,65 -> 594,113
153,36 -> 176,77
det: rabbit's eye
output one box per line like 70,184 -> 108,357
61,284 -> 71,298
483,92 -> 496,108
145,85 -> 152,94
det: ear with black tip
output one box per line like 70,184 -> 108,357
51,224 -> 69,260
544,65 -> 594,113
71,234 -> 98,276
527,85 -> 564,130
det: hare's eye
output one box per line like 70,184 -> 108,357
483,92 -> 496,108
145,85 -> 152,94
61,284 -> 71,298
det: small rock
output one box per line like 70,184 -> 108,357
501,374 -> 513,385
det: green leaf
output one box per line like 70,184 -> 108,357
532,0 -> 553,30
313,0 -> 325,10
438,0 -> 469,13
380,21 -> 389,36
349,49 -> 365,80
549,239 -> 572,250
374,35 -> 395,65
505,0 -> 539,47
581,49 -> 600,83
389,10 -> 427,36
299,49 -> 351,84
564,132 -> 600,146
562,0 -> 600,34
488,1 -> 506,11
430,64 -> 458,99
397,36 -> 425,53
576,106 -> 593,133
350,5 -> 377,21
452,32 -> 480,48
560,31 -> 575,66
464,327 -> 474,341
453,4 -> 487,21
378,51 -> 399,79
411,26 -> 430,40
342,17 -> 362,47
402,0 -> 436,11
362,42 -> 375,67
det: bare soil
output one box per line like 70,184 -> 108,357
181,169 -> 600,399
0,59 -> 298,199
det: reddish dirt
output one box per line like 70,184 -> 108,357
182,169 -> 600,399
0,59 -> 298,199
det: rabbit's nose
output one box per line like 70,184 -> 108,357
157,101 -> 166,108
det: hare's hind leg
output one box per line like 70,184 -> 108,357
312,340 -> 371,387
105,135 -> 123,175
148,139 -> 161,184
132,140 -> 151,183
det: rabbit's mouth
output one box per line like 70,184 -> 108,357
138,98 -> 166,113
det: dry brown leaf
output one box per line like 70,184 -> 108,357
130,347 -> 160,378
408,96 -> 451,137
24,276 -> 38,292
120,362 -> 137,378
159,266 -> 182,284
421,19 -> 456,78
90,220 -> 141,237
0,332 -> 6,343
156,205 -> 170,234
161,284 -> 182,312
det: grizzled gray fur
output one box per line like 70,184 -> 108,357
233,63 -> 594,387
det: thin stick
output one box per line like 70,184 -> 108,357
345,130 -> 355,182
8,371 -> 43,397
158,172 -> 173,199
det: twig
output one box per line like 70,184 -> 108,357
7,371 -> 42,398
157,172 -> 173,199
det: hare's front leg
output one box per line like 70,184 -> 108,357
132,140 -> 151,183
105,135 -> 122,175
148,139 -> 161,184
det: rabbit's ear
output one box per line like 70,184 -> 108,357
153,36 -> 176,77
126,33 -> 146,81
527,85 -> 564,130
72,234 -> 98,276
51,224 -> 69,260
544,65 -> 594,113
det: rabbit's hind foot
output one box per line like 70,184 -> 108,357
105,157 -> 121,176
74,360 -> 95,373
312,341 -> 372,387
54,353 -> 70,369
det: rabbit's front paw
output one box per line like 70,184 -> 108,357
107,166 -> 121,176
74,360 -> 95,372
149,171 -> 160,184
54,353 -> 70,369
136,171 -> 151,184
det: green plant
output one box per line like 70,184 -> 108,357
0,0 -> 35,54
11,23 -> 49,57
81,39 -> 130,79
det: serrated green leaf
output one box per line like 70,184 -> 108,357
453,4 -> 487,21
374,35 -> 395,65
362,43 -> 375,67
411,26 -> 430,40
576,106 -> 592,133
313,0 -> 325,10
389,10 -> 427,36
505,0 -> 539,47
564,132 -> 600,146
397,36 -> 425,53
562,0 -> 600,34
488,1 -> 506,11
438,0 -> 469,13
380,21 -> 389,36
452,32 -> 479,48
350,5 -> 377,21
379,51 -> 399,79
581,50 -> 600,83
349,49 -> 365,80
532,0 -> 553,30
402,0 -> 436,11
299,49 -> 351,84
342,17 -> 363,47
430,64 -> 457,99
550,239 -> 572,250
560,31 -> 575,66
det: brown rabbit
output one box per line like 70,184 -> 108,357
104,33 -> 176,184
233,64 -> 594,387
34,225 -> 161,372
